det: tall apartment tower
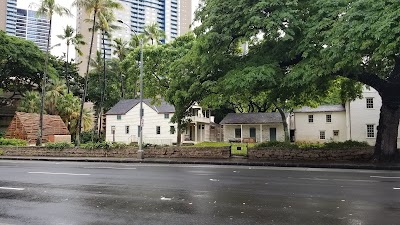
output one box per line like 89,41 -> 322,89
0,0 -> 18,35
76,0 -> 180,75
179,0 -> 192,35
0,0 -> 50,52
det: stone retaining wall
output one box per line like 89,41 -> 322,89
248,147 -> 374,161
0,146 -> 230,159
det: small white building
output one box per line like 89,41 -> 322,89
220,113 -> 288,143
293,105 -> 347,142
105,99 -> 214,145
293,87 -> 400,145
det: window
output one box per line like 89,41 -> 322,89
235,128 -> 241,139
170,126 -> 175,134
366,98 -> 374,109
125,126 -> 129,134
308,115 -> 314,123
367,124 -> 375,138
164,113 -> 169,119
326,115 -> 332,123
156,126 -> 161,134
117,115 -> 122,120
333,130 -> 339,136
319,131 -> 326,140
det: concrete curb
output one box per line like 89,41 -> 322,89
1,156 -> 400,170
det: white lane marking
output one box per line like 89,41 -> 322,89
83,167 -> 136,170
0,187 -> 25,191
299,178 -> 329,181
394,188 -> 400,190
370,176 -> 400,179
28,172 -> 90,176
333,179 -> 378,183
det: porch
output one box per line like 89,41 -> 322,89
222,124 -> 285,143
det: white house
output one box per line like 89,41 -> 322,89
105,99 -> 214,145
292,105 -> 347,143
293,87 -> 400,145
220,112 -> 289,143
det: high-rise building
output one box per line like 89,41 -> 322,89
15,8 -> 50,51
179,0 -> 192,35
0,0 -> 18,35
0,0 -> 50,52
76,0 -> 181,75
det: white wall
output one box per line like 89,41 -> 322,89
348,87 -> 400,146
106,103 -> 177,145
223,124 -> 285,142
294,111 -> 347,142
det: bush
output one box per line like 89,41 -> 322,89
0,149 -> 4,155
0,138 -> 27,146
0,131 -> 5,138
80,131 -> 105,144
255,141 -> 295,149
255,140 -> 370,150
81,142 -> 126,150
46,142 -> 72,150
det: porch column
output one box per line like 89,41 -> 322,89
240,124 -> 243,143
260,124 -> 263,143
195,122 -> 198,143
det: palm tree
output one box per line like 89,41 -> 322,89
17,91 -> 41,113
72,0 -> 122,146
57,25 -> 85,93
45,78 -> 68,115
143,23 -> 166,45
36,0 -> 71,146
112,37 -> 129,98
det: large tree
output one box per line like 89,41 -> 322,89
72,0 -> 122,146
195,0 -> 399,161
0,31 -> 46,99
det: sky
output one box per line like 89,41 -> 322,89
18,0 -> 199,60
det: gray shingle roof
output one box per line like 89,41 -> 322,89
293,104 -> 345,113
220,112 -> 285,124
106,99 -> 175,115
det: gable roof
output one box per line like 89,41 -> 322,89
106,99 -> 175,115
293,104 -> 345,113
220,112 -> 285,124
5,112 -> 69,144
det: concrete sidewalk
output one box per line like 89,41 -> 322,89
1,156 -> 400,170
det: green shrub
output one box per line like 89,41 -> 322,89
0,131 -> 5,138
323,140 -> 369,149
255,141 -> 295,149
81,142 -> 126,150
255,140 -> 370,150
0,149 -> 4,155
0,138 -> 27,146
46,142 -> 72,150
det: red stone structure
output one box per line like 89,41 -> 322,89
5,112 -> 69,144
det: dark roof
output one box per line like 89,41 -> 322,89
293,104 -> 345,113
106,99 -> 175,115
220,112 -> 285,124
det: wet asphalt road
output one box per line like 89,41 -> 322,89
0,161 -> 399,225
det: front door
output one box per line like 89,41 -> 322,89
270,128 -> 276,141
249,128 -> 256,141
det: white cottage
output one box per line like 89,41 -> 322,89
292,105 -> 347,142
220,112 -> 288,143
293,87 -> 400,145
105,99 -> 213,145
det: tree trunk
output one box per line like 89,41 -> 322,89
176,119 -> 182,146
65,43 -> 70,94
37,17 -> 52,146
77,10 -> 97,146
276,106 -> 290,142
374,101 -> 400,161
98,32 -> 107,139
